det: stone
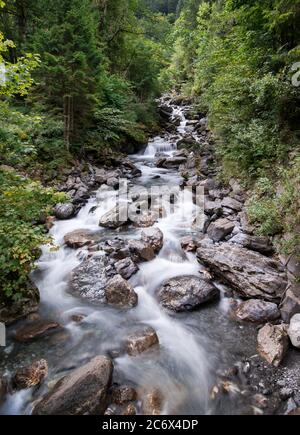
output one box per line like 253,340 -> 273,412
64,229 -> 97,249
45,216 -> 56,231
229,233 -> 274,255
221,197 -> 243,212
132,213 -> 157,228
158,157 -> 187,169
204,199 -> 222,216
207,218 -> 235,242
106,177 -> 119,189
54,203 -> 75,220
126,327 -> 159,356
288,313 -> 300,349
70,255 -> 112,303
257,323 -> 289,367
197,243 -> 287,301
180,236 -> 199,252
94,168 -> 107,184
142,389 -> 163,415
128,239 -> 155,262
0,377 -> 7,404
33,356 -> 113,415
111,385 -> 137,405
115,258 -> 138,280
158,276 -> 219,312
280,285 -> 300,322
141,228 -> 164,253
239,211 -> 255,235
15,320 -> 61,342
122,403 -> 137,415
232,300 -> 280,323
279,388 -> 293,401
99,204 -> 129,229
105,275 -> 138,309
13,359 -> 48,389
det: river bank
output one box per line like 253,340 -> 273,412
0,97 -> 299,415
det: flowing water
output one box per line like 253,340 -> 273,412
0,100 -> 260,415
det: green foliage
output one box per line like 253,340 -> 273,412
0,170 -> 66,301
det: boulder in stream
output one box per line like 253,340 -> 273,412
111,385 -> 137,405
158,275 -> 219,312
33,356 -> 113,415
257,323 -> 289,367
54,203 -> 75,220
126,326 -> 159,356
15,320 -> 61,342
64,229 -> 98,249
115,258 -> 139,280
197,243 -> 287,302
141,228 -> 164,253
13,359 -> 48,390
105,275 -> 138,308
99,204 -> 129,229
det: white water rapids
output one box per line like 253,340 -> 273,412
0,101 -> 259,415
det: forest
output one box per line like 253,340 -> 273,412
0,0 -> 300,417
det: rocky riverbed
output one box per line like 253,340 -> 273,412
0,96 -> 299,415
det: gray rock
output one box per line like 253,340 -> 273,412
111,385 -> 137,405
197,243 -> 287,301
221,197 -> 243,212
70,256 -> 112,303
106,177 -> 119,189
105,275 -> 138,308
99,204 -> 129,229
207,218 -> 235,242
280,285 -> 300,322
33,356 -> 113,415
279,388 -> 293,401
126,327 -> 159,356
128,239 -> 155,262
54,203 -> 75,220
288,313 -> 300,348
157,157 -> 187,169
15,321 -> 60,343
229,233 -> 274,255
0,377 -> 7,404
158,276 -> 219,312
232,300 -> 280,323
257,323 -> 289,367
204,199 -> 222,216
131,213 -> 157,228
115,258 -> 138,280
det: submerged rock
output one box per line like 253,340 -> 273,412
141,389 -> 164,415
158,275 -> 219,312
257,323 -> 289,367
126,327 -> 159,356
33,356 -> 113,415
288,314 -> 300,349
15,320 -> 61,343
13,359 -> 48,390
232,300 -> 280,323
105,275 -> 138,308
197,243 -> 287,301
111,385 -> 137,405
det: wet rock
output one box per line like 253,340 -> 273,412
15,320 -> 61,342
128,239 -> 155,262
207,218 -> 235,242
64,229 -> 97,249
157,157 -> 187,169
285,398 -> 298,415
142,389 -> 163,415
257,323 -> 289,367
288,313 -> 300,348
180,236 -> 199,252
252,394 -> 268,409
141,228 -> 164,254
221,197 -> 243,212
126,327 -> 159,356
100,238 -> 130,261
54,203 -> 75,220
232,300 -> 280,323
280,284 -> 300,322
158,276 -> 219,312
111,385 -> 137,405
70,255 -> 112,303
106,177 -> 119,189
33,356 -> 113,415
122,403 -> 137,415
13,359 -> 48,390
99,204 -> 129,229
198,178 -> 216,194
115,258 -> 138,280
229,233 -> 274,255
105,275 -> 138,309
132,213 -> 157,228
70,314 -> 85,323
0,281 -> 40,325
197,243 -> 287,301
